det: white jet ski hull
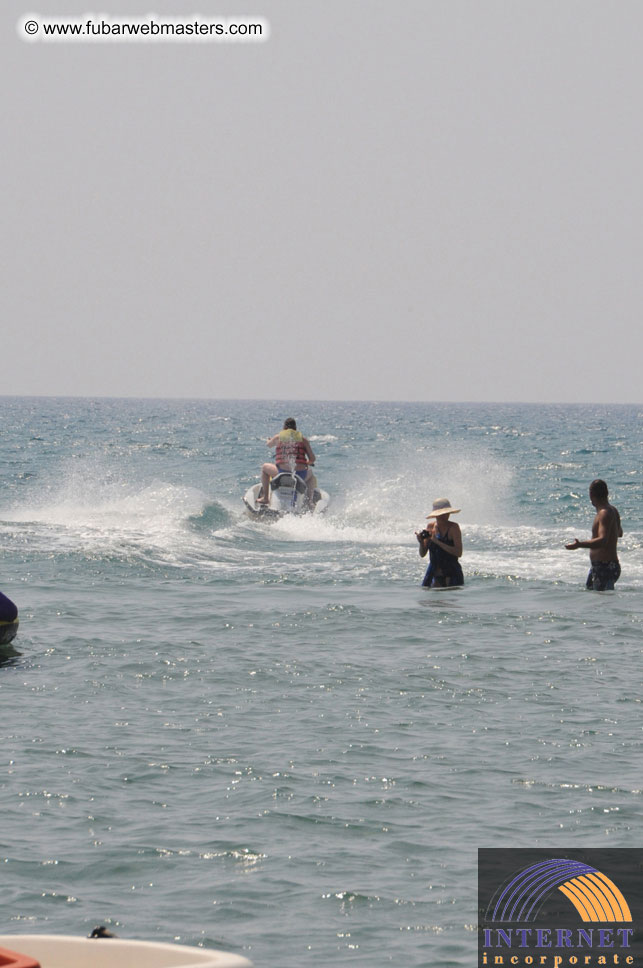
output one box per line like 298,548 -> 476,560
243,474 -> 330,518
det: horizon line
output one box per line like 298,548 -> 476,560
0,394 -> 640,407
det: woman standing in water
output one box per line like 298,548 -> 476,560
416,497 -> 464,588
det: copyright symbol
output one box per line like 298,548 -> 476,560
24,19 -> 39,35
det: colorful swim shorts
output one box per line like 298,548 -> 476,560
586,561 -> 621,591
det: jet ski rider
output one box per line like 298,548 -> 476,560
258,417 -> 316,506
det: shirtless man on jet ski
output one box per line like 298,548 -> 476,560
257,417 -> 317,506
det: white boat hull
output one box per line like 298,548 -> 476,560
0,935 -> 252,968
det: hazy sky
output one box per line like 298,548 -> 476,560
4,1 -> 643,402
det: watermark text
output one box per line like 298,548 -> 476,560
19,13 -> 269,43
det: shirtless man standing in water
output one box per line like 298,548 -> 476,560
565,479 -> 623,590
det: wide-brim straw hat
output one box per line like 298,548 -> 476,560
426,497 -> 461,518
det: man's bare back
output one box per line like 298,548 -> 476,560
589,503 -> 622,563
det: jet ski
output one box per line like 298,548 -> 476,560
243,471 -> 330,518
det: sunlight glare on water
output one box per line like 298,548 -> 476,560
0,399 -> 641,967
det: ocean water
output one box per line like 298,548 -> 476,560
0,397 -> 641,968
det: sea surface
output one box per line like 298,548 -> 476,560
0,398 -> 641,967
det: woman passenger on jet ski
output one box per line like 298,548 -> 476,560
257,418 -> 316,506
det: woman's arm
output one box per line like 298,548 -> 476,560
415,530 -> 430,558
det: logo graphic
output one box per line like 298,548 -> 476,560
487,858 -> 632,924
478,850 -> 642,968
